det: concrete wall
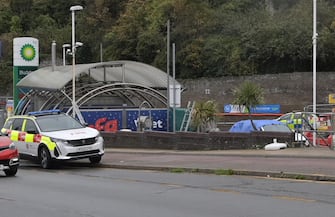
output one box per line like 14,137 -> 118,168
102,131 -> 295,150
180,72 -> 335,113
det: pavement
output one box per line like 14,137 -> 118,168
100,146 -> 335,181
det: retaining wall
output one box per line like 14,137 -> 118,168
102,131 -> 295,150
180,71 -> 335,113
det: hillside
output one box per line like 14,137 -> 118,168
2,0 -> 335,97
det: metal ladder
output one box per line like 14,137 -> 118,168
179,101 -> 195,132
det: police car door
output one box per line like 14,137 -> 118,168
23,119 -> 39,157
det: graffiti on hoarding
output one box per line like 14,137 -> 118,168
127,110 -> 167,131
133,119 -> 164,129
153,120 -> 164,129
81,110 -> 122,132
81,109 -> 168,132
89,118 -> 118,132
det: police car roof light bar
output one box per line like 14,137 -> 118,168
28,109 -> 61,116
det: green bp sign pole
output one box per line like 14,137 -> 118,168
13,37 -> 39,111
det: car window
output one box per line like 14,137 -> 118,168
263,124 -> 292,133
35,114 -> 84,132
12,118 -> 24,131
3,118 -> 14,129
278,114 -> 291,121
294,113 -> 301,119
24,119 -> 39,134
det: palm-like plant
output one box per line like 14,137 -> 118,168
233,81 -> 264,129
191,100 -> 218,133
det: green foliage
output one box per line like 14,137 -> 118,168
137,31 -> 162,63
214,169 -> 234,176
191,100 -> 218,133
233,81 -> 264,113
104,0 -> 149,61
221,0 -> 264,12
0,61 -> 13,94
170,168 -> 185,173
179,38 -> 205,78
10,16 -> 22,34
2,0 -> 335,95
0,8 -> 12,34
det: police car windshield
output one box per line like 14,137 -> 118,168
35,114 -> 84,132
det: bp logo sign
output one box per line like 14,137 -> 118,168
13,37 -> 39,109
13,37 -> 39,66
20,44 -> 36,61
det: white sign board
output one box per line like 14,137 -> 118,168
13,37 -> 39,66
169,84 -> 181,108
224,104 -> 247,113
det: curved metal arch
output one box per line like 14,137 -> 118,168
77,87 -> 152,108
16,95 -> 31,115
47,85 -> 78,110
78,82 -> 166,104
66,83 -> 167,115
17,79 -> 169,116
60,82 -> 136,107
15,90 -> 32,114
78,83 -> 166,105
39,82 -> 133,112
39,81 -> 104,111
40,91 -> 65,110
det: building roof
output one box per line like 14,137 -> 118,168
17,60 -> 179,90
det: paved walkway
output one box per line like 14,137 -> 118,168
101,146 -> 335,181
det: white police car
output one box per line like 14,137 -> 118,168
1,110 -> 104,169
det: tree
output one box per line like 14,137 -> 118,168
104,0 -> 148,61
191,100 -> 218,133
0,61 -> 12,94
10,16 -> 22,34
233,81 -> 264,129
4,0 -> 335,96
0,6 -> 12,34
233,81 -> 264,113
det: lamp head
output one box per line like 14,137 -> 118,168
70,5 -> 83,11
62,44 -> 71,48
75,42 -> 83,47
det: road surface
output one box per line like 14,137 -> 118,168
1,163 -> 335,217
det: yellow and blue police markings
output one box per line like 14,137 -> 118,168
277,112 -> 324,131
281,117 -> 302,130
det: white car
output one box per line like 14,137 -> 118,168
1,110 -> 104,169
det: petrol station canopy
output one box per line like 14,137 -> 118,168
16,60 -> 182,115
17,60 -> 178,90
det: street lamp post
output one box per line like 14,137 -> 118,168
312,0 -> 317,146
70,5 -> 83,118
62,44 -> 71,66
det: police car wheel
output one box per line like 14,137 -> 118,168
89,156 -> 102,164
39,146 -> 52,169
4,166 -> 18,176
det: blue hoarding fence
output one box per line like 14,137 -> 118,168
81,109 -> 167,132
224,104 -> 281,114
